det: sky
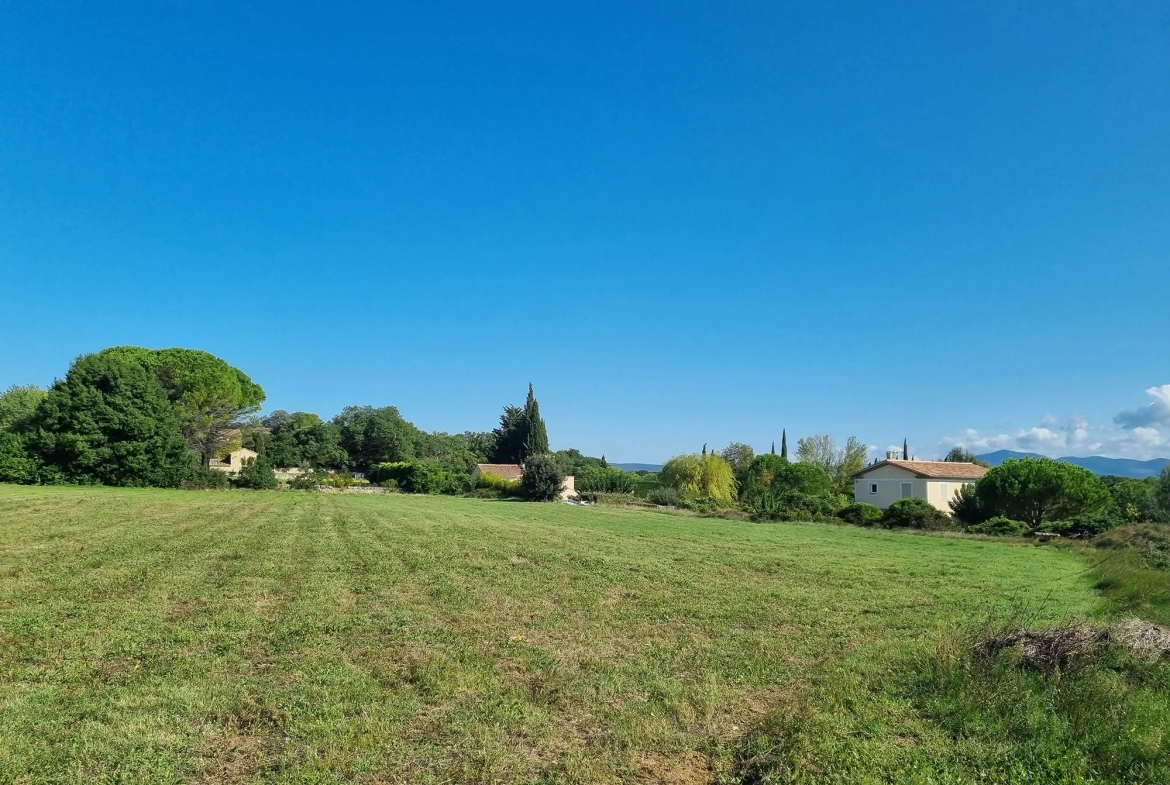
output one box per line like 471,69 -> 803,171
1,1 -> 1168,463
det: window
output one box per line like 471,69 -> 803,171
869,482 -> 879,495
901,482 -> 912,498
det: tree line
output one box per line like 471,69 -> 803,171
0,347 -> 604,495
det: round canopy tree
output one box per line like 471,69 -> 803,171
975,457 -> 1111,530
99,347 -> 265,469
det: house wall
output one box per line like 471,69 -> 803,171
560,475 -> 576,501
854,464 -> 976,511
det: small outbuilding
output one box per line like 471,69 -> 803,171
852,458 -> 988,511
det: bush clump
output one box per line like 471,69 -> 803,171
969,516 -> 1031,537
476,471 -> 522,497
646,486 -> 681,506
575,465 -> 635,494
234,456 -> 277,490
181,466 -> 231,490
837,502 -> 884,527
879,497 -> 954,530
520,454 -> 565,502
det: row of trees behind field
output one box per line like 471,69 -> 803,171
0,347 -> 606,493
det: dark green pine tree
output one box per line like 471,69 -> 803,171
702,443 -> 707,457
780,429 -> 788,459
770,441 -> 775,455
903,438 -> 909,460
521,383 -> 549,461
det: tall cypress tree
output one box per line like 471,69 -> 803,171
770,441 -> 775,455
780,429 -> 788,459
903,438 -> 909,460
521,383 -> 549,461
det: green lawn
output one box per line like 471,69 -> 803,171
0,486 -> 1149,783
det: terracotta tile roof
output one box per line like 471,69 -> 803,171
474,463 -> 525,481
853,460 -> 989,480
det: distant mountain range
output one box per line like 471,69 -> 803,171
612,463 -> 663,473
977,450 -> 1170,479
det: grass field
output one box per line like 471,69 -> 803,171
0,486 -> 1164,784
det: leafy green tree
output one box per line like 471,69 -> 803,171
0,385 -> 46,433
461,431 -> 497,462
944,446 -> 990,468
332,405 -> 419,471
975,457 -> 1112,530
258,412 -> 345,470
742,453 -> 789,502
235,454 -> 277,490
522,383 -> 549,459
660,453 -> 737,503
98,347 -> 265,468
0,432 -> 38,484
415,432 -> 479,475
720,442 -> 755,486
796,434 -> 866,494
1101,475 -> 1160,523
27,352 -> 193,487
489,405 -> 527,464
520,453 -> 565,501
949,482 -> 989,526
1157,466 -> 1170,522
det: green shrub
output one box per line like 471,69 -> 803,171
576,465 -> 636,493
288,472 -> 326,491
949,482 -> 989,525
632,473 -> 660,499
520,454 -> 565,502
180,467 -> 231,490
1050,509 -> 1123,536
880,497 -> 954,530
476,471 -> 522,496
969,516 -> 1031,537
577,491 -> 637,506
753,490 -> 842,522
0,432 -> 39,484
521,453 -> 566,503
679,495 -> 724,514
234,456 -> 277,490
319,474 -> 369,488
368,461 -> 412,485
837,502 -> 883,527
646,486 -> 681,506
401,461 -> 448,494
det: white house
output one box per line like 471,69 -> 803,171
852,456 -> 988,511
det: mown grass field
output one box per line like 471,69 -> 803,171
0,486 -> 1162,784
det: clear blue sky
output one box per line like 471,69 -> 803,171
2,2 -> 1168,462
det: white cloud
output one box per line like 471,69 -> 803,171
1114,384 -> 1170,429
944,384 -> 1170,460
